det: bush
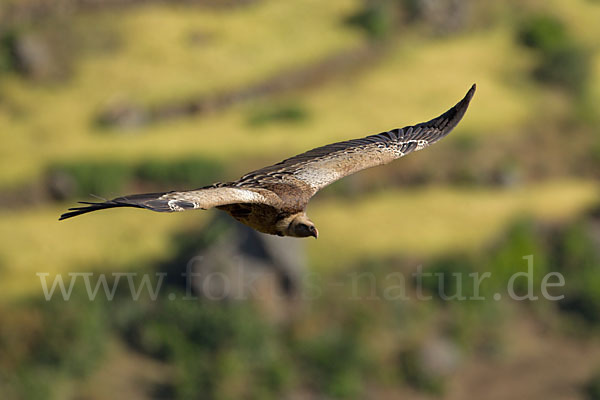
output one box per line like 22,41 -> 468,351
517,15 -> 591,94
518,15 -> 568,53
587,369 -> 600,400
591,133 -> 600,167
0,30 -> 18,73
247,103 -> 309,127
117,293 -> 293,400
419,255 -> 478,302
0,290 -> 109,399
554,221 -> 599,273
554,221 -> 600,324
136,158 -> 223,187
533,45 -> 591,94
297,328 -> 368,398
48,160 -> 132,197
31,293 -> 108,376
47,157 -> 225,199
345,1 -> 394,40
485,218 -> 548,296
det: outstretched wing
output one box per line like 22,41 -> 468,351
60,85 -> 475,221
59,186 -> 280,220
233,84 -> 475,197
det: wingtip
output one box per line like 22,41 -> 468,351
415,83 -> 476,138
450,83 -> 476,120
463,83 -> 476,104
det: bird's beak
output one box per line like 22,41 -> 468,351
311,227 -> 319,239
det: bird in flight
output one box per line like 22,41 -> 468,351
60,84 -> 475,238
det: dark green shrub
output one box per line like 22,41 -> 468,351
517,15 -> 591,94
297,328 -> 367,398
590,132 -> 600,166
554,221 -> 599,272
136,157 -> 223,187
0,30 -> 18,73
118,294 -> 292,400
554,221 -> 600,324
419,255 -> 478,302
586,369 -> 600,400
0,290 -> 109,399
29,290 -> 108,377
485,218 -> 548,296
518,15 -> 569,53
247,103 -> 309,127
47,157 -> 224,199
345,1 -> 394,40
533,44 -> 591,94
49,160 -> 132,197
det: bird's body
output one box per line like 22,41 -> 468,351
60,85 -> 476,238
217,203 -> 295,236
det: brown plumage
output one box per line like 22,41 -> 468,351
60,84 -> 476,238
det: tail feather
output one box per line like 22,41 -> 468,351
59,192 -> 171,221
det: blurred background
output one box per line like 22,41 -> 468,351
1,0 -> 600,399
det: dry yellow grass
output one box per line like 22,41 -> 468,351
1,0 -> 586,188
92,0 -> 364,103
543,0 -> 600,47
0,0 -> 364,187
0,180 -> 596,299
307,180 -> 599,269
0,206 -> 201,300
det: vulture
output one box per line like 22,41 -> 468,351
60,84 -> 476,238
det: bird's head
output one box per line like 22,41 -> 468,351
287,214 -> 318,239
